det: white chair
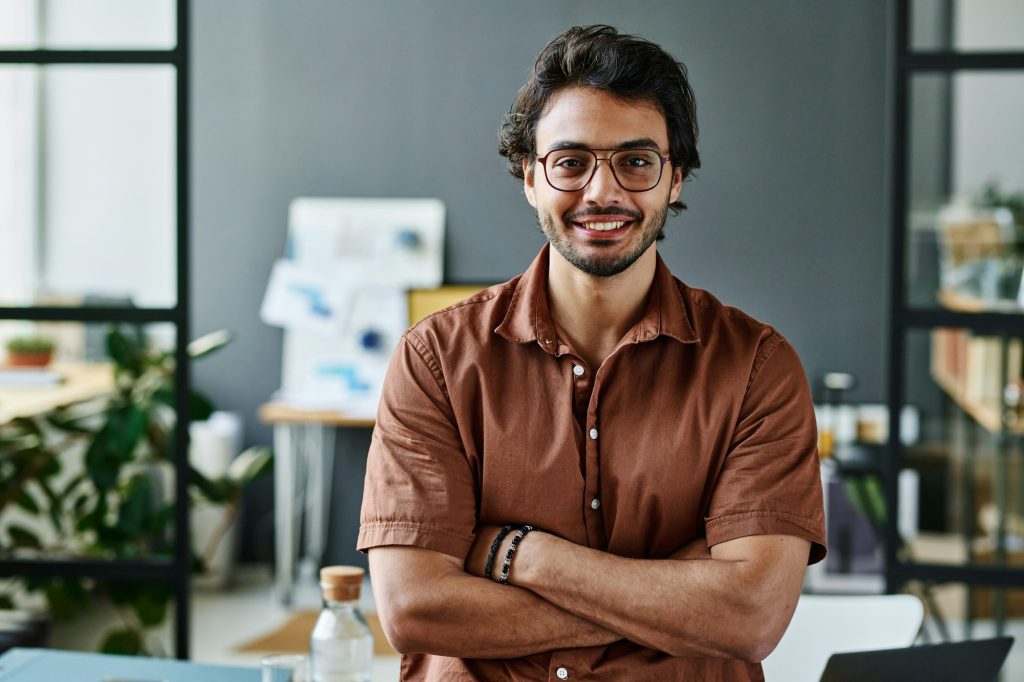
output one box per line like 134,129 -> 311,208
761,594 -> 924,682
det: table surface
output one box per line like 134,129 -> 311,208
0,361 -> 115,424
0,647 -> 272,681
259,401 -> 375,427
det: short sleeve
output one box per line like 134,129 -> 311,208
357,332 -> 478,560
704,335 -> 827,564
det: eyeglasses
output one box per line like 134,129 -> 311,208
536,148 -> 670,193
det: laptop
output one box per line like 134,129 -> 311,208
820,636 -> 1014,682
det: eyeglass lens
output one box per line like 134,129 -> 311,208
543,149 -> 664,192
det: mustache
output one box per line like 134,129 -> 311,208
564,207 -> 643,222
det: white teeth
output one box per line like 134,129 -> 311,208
582,221 -> 627,231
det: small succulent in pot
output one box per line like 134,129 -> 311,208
4,335 -> 56,368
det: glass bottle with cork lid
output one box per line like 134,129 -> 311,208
309,566 -> 373,682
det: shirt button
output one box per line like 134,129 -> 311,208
572,364 -> 584,376
591,498 -> 600,510
556,667 -> 569,680
589,428 -> 598,440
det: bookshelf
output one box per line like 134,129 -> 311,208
887,0 -> 1024,642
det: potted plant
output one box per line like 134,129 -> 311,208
0,326 -> 272,655
4,336 -> 56,368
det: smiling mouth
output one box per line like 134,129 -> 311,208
572,219 -> 634,236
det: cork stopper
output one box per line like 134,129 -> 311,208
320,565 -> 364,602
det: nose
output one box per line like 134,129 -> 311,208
582,157 -> 625,204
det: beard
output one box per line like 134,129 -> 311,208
536,204 -> 668,278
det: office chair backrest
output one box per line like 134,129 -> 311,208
761,593 -> 924,682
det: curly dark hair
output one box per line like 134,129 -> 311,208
498,25 -> 700,214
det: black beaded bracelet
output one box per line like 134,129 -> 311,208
484,525 -> 516,580
499,524 -> 537,585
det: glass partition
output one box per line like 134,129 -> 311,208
0,64 -> 177,309
0,0 -> 175,50
0,320 -> 178,562
911,0 -> 1024,53
901,327 -> 1024,572
905,72 -> 1024,312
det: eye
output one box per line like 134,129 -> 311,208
618,154 -> 653,168
553,156 -> 585,168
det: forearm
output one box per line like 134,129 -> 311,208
513,533 -> 804,661
371,547 -> 618,659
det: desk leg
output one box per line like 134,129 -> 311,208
305,424 -> 336,569
274,423 -> 297,605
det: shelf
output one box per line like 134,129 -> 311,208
0,307 -> 181,323
0,557 -> 177,581
930,364 -> 1014,435
937,289 -> 1023,314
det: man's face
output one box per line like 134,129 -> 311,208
524,87 -> 682,278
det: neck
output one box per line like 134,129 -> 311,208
546,245 -> 657,368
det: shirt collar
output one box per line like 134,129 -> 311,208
495,244 -> 700,351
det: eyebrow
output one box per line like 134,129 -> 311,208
545,138 -> 662,153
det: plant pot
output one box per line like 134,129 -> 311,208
5,351 -> 53,367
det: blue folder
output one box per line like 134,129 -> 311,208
0,647 -> 285,681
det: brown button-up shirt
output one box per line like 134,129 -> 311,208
359,245 -> 826,681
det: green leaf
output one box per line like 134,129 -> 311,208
84,430 -> 121,491
75,495 -> 106,534
7,524 -> 42,550
43,577 -> 90,621
226,446 -> 273,484
152,388 -> 215,422
60,472 -> 88,500
150,502 -> 174,535
107,581 -> 139,606
10,417 -> 42,439
106,328 -> 143,376
84,406 -> 147,491
116,475 -> 153,537
45,414 -> 95,436
189,466 -> 231,504
100,627 -> 142,655
109,405 -> 148,460
37,478 -> 64,533
72,491 -> 92,517
39,453 -> 61,478
190,391 -> 215,422
187,329 -> 233,360
14,488 -> 40,515
131,583 -> 170,626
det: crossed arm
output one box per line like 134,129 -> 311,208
369,528 -> 810,662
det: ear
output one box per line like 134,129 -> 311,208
523,158 -> 537,208
668,165 -> 683,204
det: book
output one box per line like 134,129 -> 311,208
0,368 -> 62,388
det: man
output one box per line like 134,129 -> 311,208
359,25 -> 825,681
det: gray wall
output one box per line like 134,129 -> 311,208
191,0 -> 890,566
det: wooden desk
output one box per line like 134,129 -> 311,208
0,362 -> 115,424
259,402 -> 374,603
259,402 -> 374,428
